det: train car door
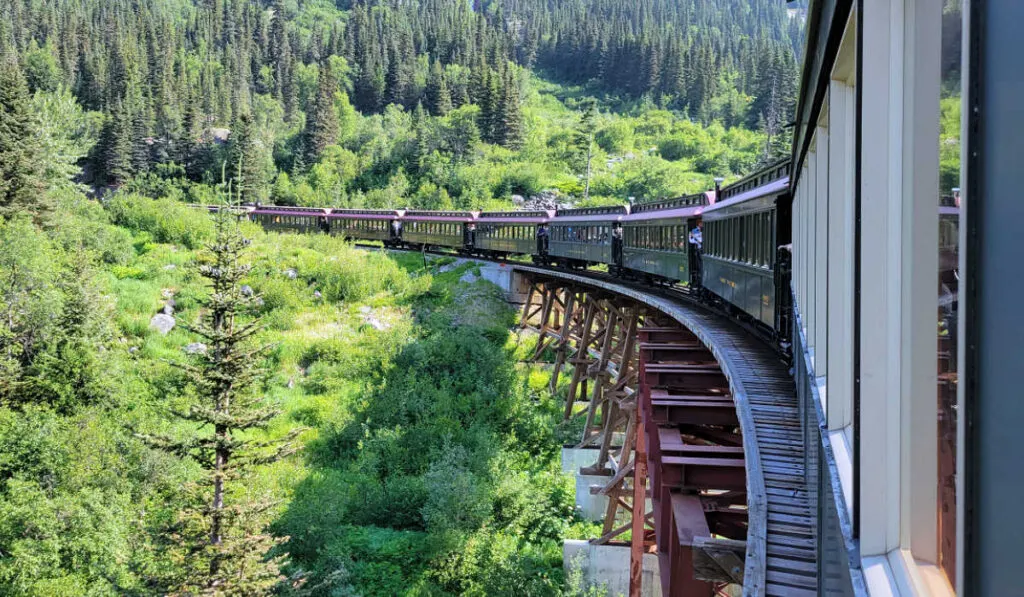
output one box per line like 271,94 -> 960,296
611,223 -> 623,266
687,217 -> 703,287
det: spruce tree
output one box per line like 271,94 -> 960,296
576,101 -> 597,201
100,99 -> 135,186
412,101 -> 430,174
426,59 -> 452,116
228,112 -> 270,203
497,71 -> 524,150
0,57 -> 46,220
140,195 -> 301,595
302,60 -> 339,166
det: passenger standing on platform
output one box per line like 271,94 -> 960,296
689,222 -> 703,251
689,221 -> 703,277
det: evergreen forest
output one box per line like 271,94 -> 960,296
0,0 -> 804,595
1,0 -> 800,207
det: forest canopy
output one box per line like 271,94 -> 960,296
1,0 -> 800,208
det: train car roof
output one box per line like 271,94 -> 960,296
700,176 -> 790,215
328,209 -> 403,220
476,209 -> 555,224
623,193 -> 707,221
621,204 -> 704,222
553,204 -> 628,223
402,210 -> 478,222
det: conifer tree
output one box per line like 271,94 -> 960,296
228,112 -> 270,202
140,192 -> 301,594
497,70 -> 523,150
576,101 -> 597,201
0,57 -> 46,220
426,59 -> 452,116
99,99 -> 134,186
412,101 -> 430,174
302,60 -> 339,166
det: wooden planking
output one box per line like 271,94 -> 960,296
512,266 -> 817,596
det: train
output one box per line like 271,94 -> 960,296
201,159 -> 799,348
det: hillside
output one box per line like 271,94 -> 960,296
1,0 -> 800,208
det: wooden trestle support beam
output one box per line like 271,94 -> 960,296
519,276 -> 749,597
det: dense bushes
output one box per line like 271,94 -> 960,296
275,267 -> 584,596
105,195 -> 214,249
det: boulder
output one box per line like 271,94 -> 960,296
150,313 -> 176,335
184,342 -> 208,355
241,285 -> 254,297
285,268 -> 298,280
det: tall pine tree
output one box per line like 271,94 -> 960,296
426,59 -> 452,116
139,198 -> 302,595
0,57 -> 46,220
228,112 -> 270,202
302,60 -> 339,166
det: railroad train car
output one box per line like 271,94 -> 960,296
328,209 -> 403,243
401,210 -> 476,250
547,205 -> 626,268
475,210 -> 554,257
700,160 -> 791,330
251,205 -> 330,234
620,193 -> 706,285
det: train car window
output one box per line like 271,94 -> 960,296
742,216 -> 750,264
756,214 -> 764,266
735,219 -> 741,260
762,213 -> 770,266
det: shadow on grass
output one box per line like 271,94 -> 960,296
272,268 -> 576,596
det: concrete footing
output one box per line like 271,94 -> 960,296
563,540 -> 662,597
561,447 -> 611,521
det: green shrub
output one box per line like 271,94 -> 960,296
105,194 -> 214,249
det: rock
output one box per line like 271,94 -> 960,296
459,271 -> 480,284
162,304 -> 174,315
161,288 -> 175,300
128,346 -> 139,354
184,342 -> 208,355
285,268 -> 298,280
162,264 -> 177,271
360,306 -> 390,331
511,194 -> 526,205
313,290 -> 322,300
438,260 -> 464,273
254,297 -> 265,308
521,189 -> 569,212
241,285 -> 254,297
150,313 -> 176,335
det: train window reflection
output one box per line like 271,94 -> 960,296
937,0 -> 961,588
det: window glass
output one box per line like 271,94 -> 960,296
937,0 -> 962,586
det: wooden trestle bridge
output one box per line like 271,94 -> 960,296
515,266 -> 816,597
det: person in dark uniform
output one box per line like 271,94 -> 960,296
689,220 -> 704,285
